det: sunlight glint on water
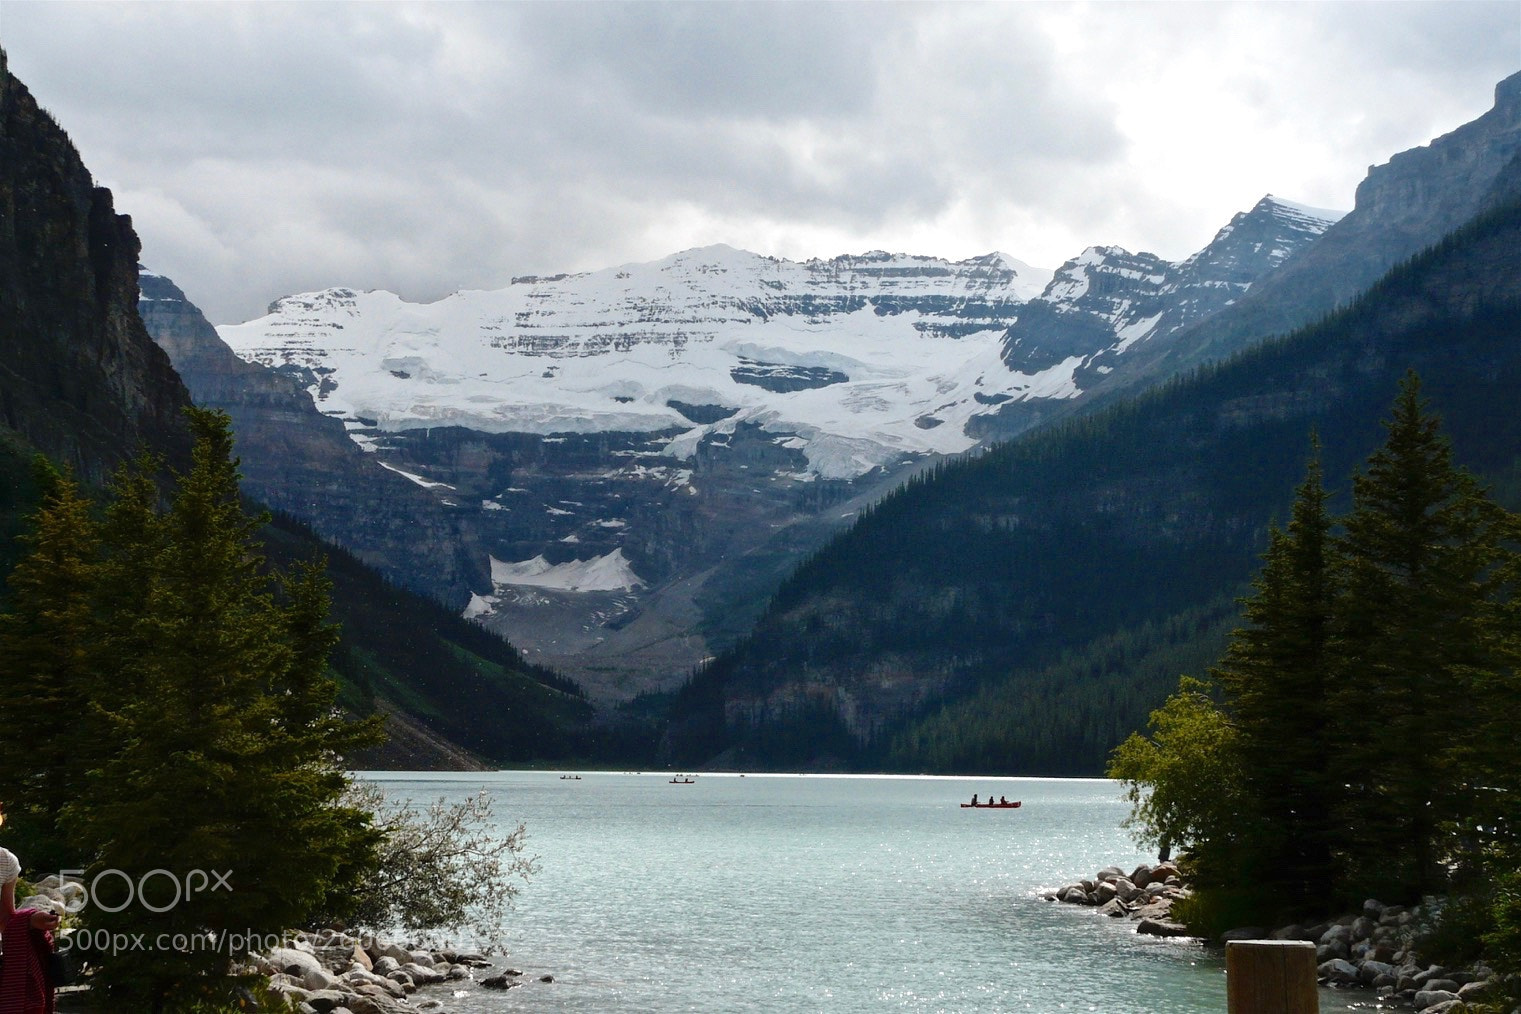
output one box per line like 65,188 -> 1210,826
367,772 -> 1349,1013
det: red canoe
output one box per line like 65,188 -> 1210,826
959,801 -> 1022,808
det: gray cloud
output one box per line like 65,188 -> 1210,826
1,1 -> 1516,323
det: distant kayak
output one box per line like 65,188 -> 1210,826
670,777 -> 696,784
960,801 -> 1021,808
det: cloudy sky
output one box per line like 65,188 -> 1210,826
2,2 -> 1518,324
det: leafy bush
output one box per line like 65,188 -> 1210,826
340,782 -> 538,950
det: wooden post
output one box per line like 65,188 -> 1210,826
1226,939 -> 1319,1014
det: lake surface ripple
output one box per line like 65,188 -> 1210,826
367,772 -> 1351,1013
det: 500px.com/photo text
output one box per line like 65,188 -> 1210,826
61,928 -> 283,957
53,868 -> 233,914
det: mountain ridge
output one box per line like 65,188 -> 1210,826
1133,71 -> 1521,381
204,196 -> 1332,697
219,197 -> 1334,475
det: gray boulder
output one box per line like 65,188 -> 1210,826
1136,917 -> 1193,938
1457,980 -> 1494,1002
346,996 -> 410,1014
1320,924 -> 1353,946
342,968 -> 406,998
1317,941 -> 1349,962
302,990 -> 351,1014
1418,1001 -> 1465,1014
400,961 -> 446,985
1412,989 -> 1460,1009
481,973 -> 522,989
303,967 -> 342,991
378,941 -> 413,965
269,947 -> 325,980
1317,959 -> 1361,985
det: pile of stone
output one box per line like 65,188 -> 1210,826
1271,898 -> 1499,1013
18,875 -> 84,915
258,931 -> 492,1013
1043,862 -> 1194,938
18,877 -> 509,1014
1047,868 -> 1509,1013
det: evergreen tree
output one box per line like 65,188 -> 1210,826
1113,374 -> 1521,928
0,458 -> 103,869
1329,372 -> 1512,900
59,409 -> 381,1010
1212,441 -> 1338,912
1457,509 -> 1521,907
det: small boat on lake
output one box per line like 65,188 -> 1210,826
670,776 -> 696,784
560,774 -> 582,780
960,800 -> 1022,809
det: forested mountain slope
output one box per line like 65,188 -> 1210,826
665,194 -> 1521,774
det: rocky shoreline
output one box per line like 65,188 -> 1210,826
1042,860 -> 1195,937
1048,863 -> 1506,1012
22,875 -> 554,1014
260,931 -> 490,1013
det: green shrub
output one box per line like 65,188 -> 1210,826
1171,885 -> 1270,941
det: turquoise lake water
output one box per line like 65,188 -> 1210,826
368,772 -> 1355,1013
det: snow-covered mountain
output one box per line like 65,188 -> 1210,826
214,197 -> 1338,697
222,248 -> 1053,481
996,196 -> 1342,412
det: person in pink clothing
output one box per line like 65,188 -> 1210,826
0,804 -> 60,1014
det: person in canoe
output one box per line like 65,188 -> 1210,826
970,793 -> 979,806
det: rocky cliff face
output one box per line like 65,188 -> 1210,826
0,48 -> 191,482
137,272 -> 490,605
